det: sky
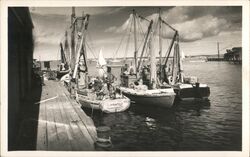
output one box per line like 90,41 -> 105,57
30,6 -> 242,61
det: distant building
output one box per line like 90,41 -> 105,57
38,60 -> 61,71
224,47 -> 242,63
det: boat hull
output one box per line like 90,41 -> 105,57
57,69 -> 70,79
77,92 -> 130,113
173,83 -> 210,101
119,87 -> 176,108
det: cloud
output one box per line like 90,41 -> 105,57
30,7 -> 125,16
30,6 -> 242,59
104,6 -> 241,42
160,7 -> 190,24
31,13 -> 69,46
106,7 -> 125,15
160,6 -> 241,25
104,26 -> 117,33
105,14 -> 133,33
174,15 -> 228,42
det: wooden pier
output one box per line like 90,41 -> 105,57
16,80 -> 97,151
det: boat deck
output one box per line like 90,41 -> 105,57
16,80 -> 97,151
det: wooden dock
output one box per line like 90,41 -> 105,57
16,80 -> 97,151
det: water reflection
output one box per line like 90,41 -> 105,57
174,99 -> 211,116
82,98 -> 212,151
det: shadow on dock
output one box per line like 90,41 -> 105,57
15,75 -> 43,150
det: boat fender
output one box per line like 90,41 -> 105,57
168,76 -> 174,85
176,75 -> 179,82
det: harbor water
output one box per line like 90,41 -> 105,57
85,61 -> 242,151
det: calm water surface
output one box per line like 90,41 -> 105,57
85,61 -> 242,151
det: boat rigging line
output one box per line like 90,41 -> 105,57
112,15 -> 133,59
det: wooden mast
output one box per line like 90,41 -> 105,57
59,42 -> 66,64
133,9 -> 138,77
136,20 -> 153,72
158,8 -> 163,82
149,26 -> 156,88
81,11 -> 88,73
73,14 -> 90,79
162,31 -> 177,70
171,41 -> 177,85
177,34 -> 184,83
64,31 -> 70,65
161,18 -> 178,77
70,7 -> 76,70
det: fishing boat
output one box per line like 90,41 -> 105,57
119,87 -> 176,108
65,8 -> 130,113
155,10 -> 210,101
173,82 -> 210,101
118,10 -> 176,108
77,89 -> 130,113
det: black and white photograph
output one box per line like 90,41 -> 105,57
1,0 -> 249,157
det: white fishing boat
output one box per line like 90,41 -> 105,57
64,8 -> 130,113
118,10 -> 176,108
78,49 -> 130,113
77,89 -> 130,113
119,87 -> 175,107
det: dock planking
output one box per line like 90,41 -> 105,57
36,80 -> 96,151
59,83 -> 97,141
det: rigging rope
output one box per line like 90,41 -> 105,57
86,31 -> 99,57
159,21 -> 171,59
113,16 -> 132,59
86,40 -> 97,60
124,17 -> 134,60
136,15 -> 150,60
137,15 -> 148,49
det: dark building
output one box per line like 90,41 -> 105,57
224,47 -> 242,63
8,7 -> 34,150
39,60 -> 61,71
